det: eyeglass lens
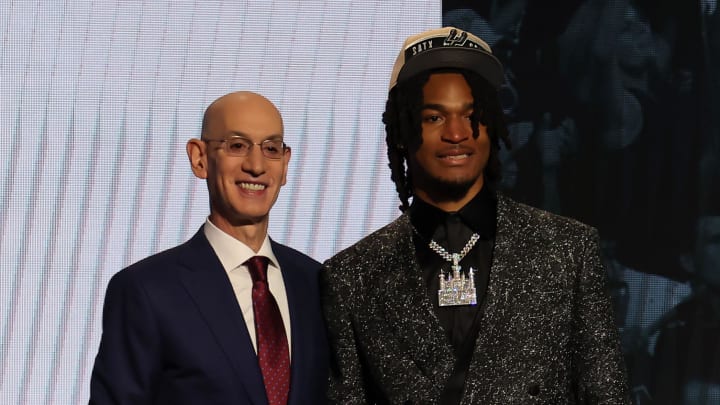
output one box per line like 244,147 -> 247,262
225,137 -> 284,159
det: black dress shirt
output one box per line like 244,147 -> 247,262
409,185 -> 497,405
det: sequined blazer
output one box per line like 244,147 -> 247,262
321,194 -> 630,404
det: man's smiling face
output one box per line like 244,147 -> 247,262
200,92 -> 290,228
409,72 -> 490,208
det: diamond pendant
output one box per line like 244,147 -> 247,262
437,254 -> 477,307
425,232 -> 481,307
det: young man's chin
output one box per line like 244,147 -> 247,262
424,176 -> 479,201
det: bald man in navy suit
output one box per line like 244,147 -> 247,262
90,91 -> 328,405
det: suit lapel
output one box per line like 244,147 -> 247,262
177,230 -> 267,405
379,215 -> 456,389
461,195 -> 526,403
474,195 -> 517,353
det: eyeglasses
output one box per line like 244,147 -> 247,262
203,136 -> 287,159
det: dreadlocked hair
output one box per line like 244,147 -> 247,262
382,69 -> 511,212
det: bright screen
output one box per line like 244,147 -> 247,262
0,2 -> 440,403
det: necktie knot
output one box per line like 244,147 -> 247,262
246,256 -> 269,283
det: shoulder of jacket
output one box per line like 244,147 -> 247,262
324,215 -> 411,267
498,193 -> 596,237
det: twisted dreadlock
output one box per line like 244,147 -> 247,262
383,69 -> 512,212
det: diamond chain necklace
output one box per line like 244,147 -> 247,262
428,233 -> 480,266
430,232 -> 480,306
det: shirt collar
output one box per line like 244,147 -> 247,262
409,184 -> 497,240
203,218 -> 279,272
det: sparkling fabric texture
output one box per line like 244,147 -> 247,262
247,256 -> 290,405
321,194 -> 631,404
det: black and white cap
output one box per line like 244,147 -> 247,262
389,27 -> 504,90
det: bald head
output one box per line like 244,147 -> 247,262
201,91 -> 283,139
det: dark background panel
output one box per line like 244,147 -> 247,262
443,1 -> 720,404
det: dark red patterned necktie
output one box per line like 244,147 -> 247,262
245,256 -> 290,405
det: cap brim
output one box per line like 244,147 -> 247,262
396,47 -> 504,89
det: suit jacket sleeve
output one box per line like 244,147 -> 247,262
572,228 -> 631,404
90,270 -> 161,405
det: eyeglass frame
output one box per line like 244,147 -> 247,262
202,135 -> 289,160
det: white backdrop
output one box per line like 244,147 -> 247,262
0,1 -> 440,403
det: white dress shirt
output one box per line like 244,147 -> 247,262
203,219 -> 291,355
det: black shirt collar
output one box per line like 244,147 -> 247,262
409,185 -> 497,241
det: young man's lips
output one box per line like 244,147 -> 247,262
437,147 -> 473,159
441,154 -> 469,160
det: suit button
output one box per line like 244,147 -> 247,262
527,383 -> 541,396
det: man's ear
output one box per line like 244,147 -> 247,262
186,138 -> 208,179
281,146 -> 291,186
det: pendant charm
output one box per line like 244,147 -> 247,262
424,233 -> 481,307
438,254 -> 477,307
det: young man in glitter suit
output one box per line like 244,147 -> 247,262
321,27 -> 631,404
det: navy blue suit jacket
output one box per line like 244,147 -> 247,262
90,228 -> 329,404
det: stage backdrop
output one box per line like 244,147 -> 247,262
443,1 -> 720,404
0,2 -> 439,404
